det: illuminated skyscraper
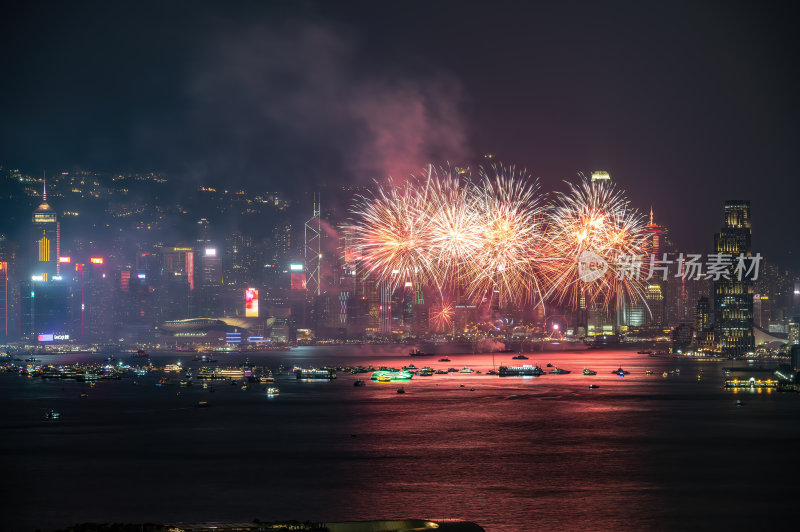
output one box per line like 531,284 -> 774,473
32,180 -> 60,282
713,200 -> 754,357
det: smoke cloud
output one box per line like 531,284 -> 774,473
185,21 -> 469,189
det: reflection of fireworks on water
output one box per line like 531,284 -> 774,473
430,302 -> 454,333
543,176 -> 649,311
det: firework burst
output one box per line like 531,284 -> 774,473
468,165 -> 548,307
543,175 -> 650,311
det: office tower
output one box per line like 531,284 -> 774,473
695,296 -> 713,350
32,181 -> 60,282
81,258 -> 114,340
713,200 -> 754,357
0,261 -> 7,338
161,246 -> 195,291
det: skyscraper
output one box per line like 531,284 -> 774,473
713,200 -> 754,357
32,180 -> 60,282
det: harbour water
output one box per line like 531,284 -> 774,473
2,345 -> 798,531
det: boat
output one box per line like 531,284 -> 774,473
549,367 -> 571,374
438,357 -> 451,362
662,371 -> 669,378
645,369 -> 653,375
584,334 -> 621,348
583,368 -> 597,376
460,367 -> 474,374
612,367 -> 630,375
637,350 -> 652,354
266,387 -> 280,395
80,393 -> 88,398
512,354 -> 529,360
371,370 -> 413,382
546,362 -> 553,367
588,384 -> 599,389
294,368 -> 336,380
132,349 -> 149,358
397,387 -> 406,394
404,364 -> 418,370
354,379 -> 366,386
498,364 -> 545,377
196,401 -> 210,408
44,410 -> 61,420
409,348 -> 434,356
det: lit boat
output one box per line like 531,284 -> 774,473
588,384 -> 599,389
266,387 -> 280,395
645,369 -> 653,375
44,410 -> 61,419
460,367 -> 474,374
371,370 -> 413,382
582,368 -> 597,375
498,364 -> 544,377
612,367 -> 630,375
295,368 -> 336,380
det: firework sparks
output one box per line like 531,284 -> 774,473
346,166 -> 650,314
543,175 -> 650,311
430,301 -> 455,333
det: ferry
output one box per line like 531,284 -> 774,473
498,364 -> 545,377
294,368 -> 336,380
582,368 -> 597,376
371,370 -> 413,382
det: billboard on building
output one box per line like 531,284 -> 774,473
245,288 -> 259,317
290,273 -> 307,290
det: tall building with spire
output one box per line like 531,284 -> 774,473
31,179 -> 60,281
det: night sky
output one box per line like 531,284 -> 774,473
2,1 -> 798,265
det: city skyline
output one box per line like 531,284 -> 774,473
2,1 -> 800,265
